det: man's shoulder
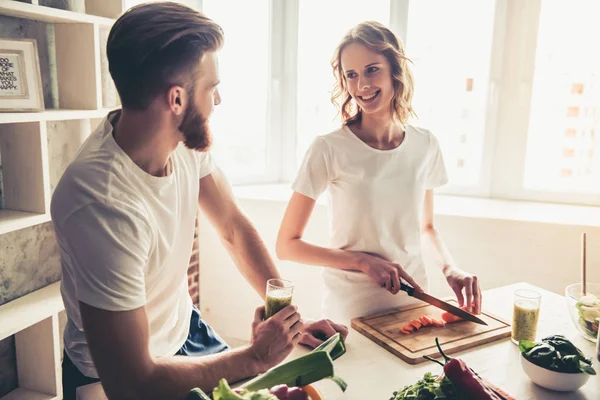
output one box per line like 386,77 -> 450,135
51,141 -> 146,228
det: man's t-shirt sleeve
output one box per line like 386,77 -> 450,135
198,151 -> 216,179
60,202 -> 153,311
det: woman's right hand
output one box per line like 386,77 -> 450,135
354,252 -> 423,295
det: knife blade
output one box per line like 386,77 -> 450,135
399,283 -> 488,325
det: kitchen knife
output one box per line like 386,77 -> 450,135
399,282 -> 488,325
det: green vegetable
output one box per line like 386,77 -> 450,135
390,372 -> 458,400
212,379 -> 277,400
184,388 -> 212,400
542,335 -> 586,359
238,350 -> 347,393
525,343 -> 557,365
575,297 -> 600,338
519,335 -> 596,375
189,335 -> 348,399
311,332 -> 346,361
518,340 -> 537,353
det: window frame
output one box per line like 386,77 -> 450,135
209,0 -> 600,207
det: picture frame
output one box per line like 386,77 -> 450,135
0,39 -> 45,112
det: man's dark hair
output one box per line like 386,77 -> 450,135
107,2 -> 224,110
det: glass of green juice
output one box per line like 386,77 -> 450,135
265,278 -> 294,319
511,289 -> 542,344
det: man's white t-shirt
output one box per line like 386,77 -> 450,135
51,111 -> 214,378
292,124 -> 448,324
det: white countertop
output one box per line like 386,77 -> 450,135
300,282 -> 600,400
76,282 -> 599,400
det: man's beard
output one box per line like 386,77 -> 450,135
179,99 -> 212,152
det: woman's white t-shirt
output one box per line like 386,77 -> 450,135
292,124 -> 448,324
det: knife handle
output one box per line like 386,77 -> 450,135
399,282 -> 415,296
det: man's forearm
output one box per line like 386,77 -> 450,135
223,215 -> 280,299
122,346 -> 262,400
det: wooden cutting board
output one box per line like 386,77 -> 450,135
351,299 -> 511,364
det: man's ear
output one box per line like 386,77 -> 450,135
167,86 -> 186,116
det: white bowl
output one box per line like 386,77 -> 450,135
521,355 -> 590,392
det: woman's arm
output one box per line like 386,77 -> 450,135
276,192 -> 422,294
421,189 -> 482,313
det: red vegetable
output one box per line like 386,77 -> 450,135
270,384 -> 289,399
441,312 -> 463,323
410,320 -> 423,329
424,338 -> 502,400
480,377 -> 516,400
286,387 -> 309,400
269,384 -> 308,400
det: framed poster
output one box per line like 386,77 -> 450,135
0,39 -> 44,112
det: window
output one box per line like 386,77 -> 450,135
126,1 -> 600,206
522,0 -> 600,196
405,0 -> 496,188
202,0 -> 272,182
295,0 -> 391,166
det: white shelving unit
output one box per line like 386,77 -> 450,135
0,0 -> 122,235
0,0 -> 115,26
0,1 -> 124,398
0,283 -> 64,400
0,121 -> 51,235
0,108 -> 114,125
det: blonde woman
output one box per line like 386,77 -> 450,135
276,21 -> 481,325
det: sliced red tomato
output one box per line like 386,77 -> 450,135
441,312 -> 463,323
410,320 -> 422,330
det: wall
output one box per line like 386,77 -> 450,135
0,222 -> 61,396
199,196 -> 600,343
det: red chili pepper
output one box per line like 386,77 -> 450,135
480,377 -> 516,400
424,338 -> 502,400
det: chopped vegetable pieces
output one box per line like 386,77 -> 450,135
398,315 -> 447,334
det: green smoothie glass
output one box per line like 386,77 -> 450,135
265,278 -> 294,319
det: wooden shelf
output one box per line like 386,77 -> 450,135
0,2 -> 125,398
0,210 -> 51,235
0,109 -> 114,124
0,282 -> 63,340
1,388 -> 59,400
0,0 -> 115,27
0,283 -> 63,399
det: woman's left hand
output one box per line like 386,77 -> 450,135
298,319 -> 349,348
444,266 -> 482,314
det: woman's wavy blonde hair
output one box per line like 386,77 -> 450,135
331,21 -> 415,126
